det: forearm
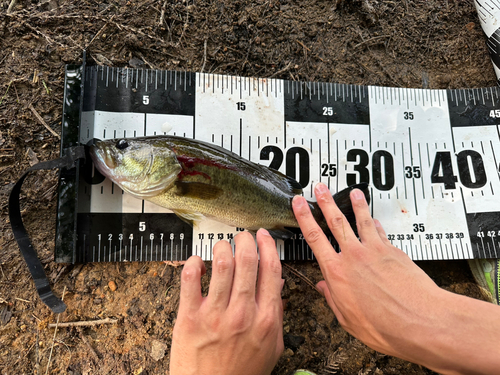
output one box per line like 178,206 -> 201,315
403,288 -> 500,375
292,188 -> 500,375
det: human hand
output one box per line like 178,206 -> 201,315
291,183 -> 445,362
169,230 -> 284,375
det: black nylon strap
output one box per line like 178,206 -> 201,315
9,146 -> 86,314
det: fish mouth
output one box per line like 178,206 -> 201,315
89,143 -> 117,180
89,141 -> 159,195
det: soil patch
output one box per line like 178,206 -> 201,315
0,1 -> 496,374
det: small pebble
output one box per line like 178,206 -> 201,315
108,281 -> 117,292
150,339 -> 167,361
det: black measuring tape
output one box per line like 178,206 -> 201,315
8,146 -> 86,313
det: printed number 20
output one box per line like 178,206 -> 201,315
260,146 -> 310,188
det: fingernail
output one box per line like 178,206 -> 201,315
280,279 -> 285,291
292,195 -> 305,207
315,182 -> 329,194
259,228 -> 271,236
351,189 -> 364,200
374,219 -> 382,228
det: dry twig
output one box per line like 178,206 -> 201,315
158,0 -> 167,26
14,297 -> 31,303
7,0 -> 17,14
48,317 -> 118,328
85,15 -> 115,49
135,51 -> 156,70
201,39 -> 207,73
0,264 -> 5,279
45,286 -> 66,375
79,329 -> 100,361
296,40 -> 311,52
283,263 -> 321,294
269,62 -> 293,79
0,82 -> 12,106
176,1 -> 190,47
28,104 -> 60,139
353,35 -> 390,49
23,22 -> 67,47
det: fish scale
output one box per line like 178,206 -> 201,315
56,64 -> 500,263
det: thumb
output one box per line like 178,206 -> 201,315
316,280 -> 345,324
316,280 -> 327,296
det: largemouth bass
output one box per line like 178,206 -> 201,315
90,136 -> 370,239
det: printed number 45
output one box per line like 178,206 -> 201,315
490,109 -> 500,118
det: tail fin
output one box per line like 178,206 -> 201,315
332,182 -> 370,227
310,183 -> 370,237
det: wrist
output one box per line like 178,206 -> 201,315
403,287 -> 500,375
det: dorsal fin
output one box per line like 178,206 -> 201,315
267,168 -> 303,194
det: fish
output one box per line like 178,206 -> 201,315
89,136 -> 370,240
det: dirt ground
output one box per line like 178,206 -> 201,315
0,0 -> 497,374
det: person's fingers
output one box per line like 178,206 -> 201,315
207,240 -> 235,310
350,189 -> 380,244
316,280 -> 345,325
374,219 -> 392,245
292,195 -> 339,268
313,183 -> 359,247
256,229 -> 282,308
231,231 -> 259,303
178,256 -> 206,314
275,295 -> 285,358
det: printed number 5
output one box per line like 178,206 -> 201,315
139,222 -> 146,232
143,95 -> 149,105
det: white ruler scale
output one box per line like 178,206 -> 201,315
55,65 -> 500,263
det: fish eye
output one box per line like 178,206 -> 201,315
116,139 -> 129,150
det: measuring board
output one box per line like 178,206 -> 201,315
55,64 -> 500,264
475,0 -> 500,85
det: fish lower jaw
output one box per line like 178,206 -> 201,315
119,184 -> 167,199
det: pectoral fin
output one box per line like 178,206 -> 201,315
172,209 -> 206,227
174,181 -> 223,200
